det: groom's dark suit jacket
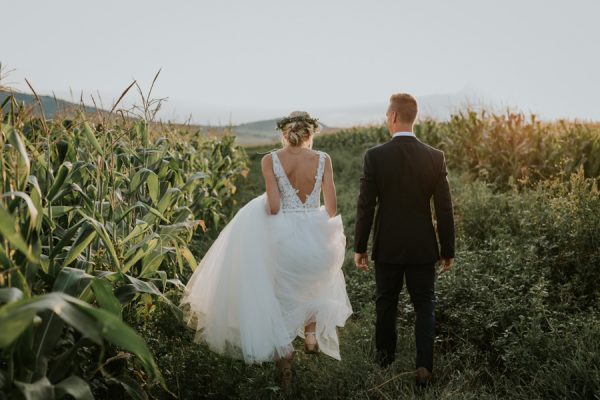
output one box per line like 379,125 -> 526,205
354,135 -> 455,264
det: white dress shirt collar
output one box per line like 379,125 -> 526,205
392,131 -> 416,138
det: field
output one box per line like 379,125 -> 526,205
1,100 -> 600,399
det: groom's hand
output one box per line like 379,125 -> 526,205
354,253 -> 369,272
438,258 -> 454,274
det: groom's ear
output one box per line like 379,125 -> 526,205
389,110 -> 397,123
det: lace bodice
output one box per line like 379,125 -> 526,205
271,151 -> 326,211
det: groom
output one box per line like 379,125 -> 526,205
353,93 -> 455,388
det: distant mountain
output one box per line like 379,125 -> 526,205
0,90 -> 96,118
235,119 -> 280,137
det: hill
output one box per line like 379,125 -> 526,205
221,118 -> 332,146
0,90 -> 97,118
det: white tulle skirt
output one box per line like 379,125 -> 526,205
180,193 -> 353,364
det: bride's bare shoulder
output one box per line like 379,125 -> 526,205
261,153 -> 274,172
261,152 -> 274,162
312,149 -> 331,162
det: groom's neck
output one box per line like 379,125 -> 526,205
388,123 -> 413,136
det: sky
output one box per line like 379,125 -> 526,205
2,0 -> 599,125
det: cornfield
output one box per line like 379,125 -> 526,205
0,96 -> 247,398
317,110 -> 600,189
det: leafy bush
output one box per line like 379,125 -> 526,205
436,170 -> 600,398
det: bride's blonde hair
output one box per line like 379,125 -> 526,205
276,111 -> 320,147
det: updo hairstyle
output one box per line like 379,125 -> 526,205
276,111 -> 320,147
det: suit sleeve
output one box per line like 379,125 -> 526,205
354,150 -> 378,253
433,152 -> 455,258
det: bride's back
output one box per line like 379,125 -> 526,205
275,148 -> 321,202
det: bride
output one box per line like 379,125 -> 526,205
180,111 -> 353,383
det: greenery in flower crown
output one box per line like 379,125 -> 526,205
276,114 -> 320,131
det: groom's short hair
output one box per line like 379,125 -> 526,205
389,93 -> 418,124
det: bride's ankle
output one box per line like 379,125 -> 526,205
276,355 -> 293,370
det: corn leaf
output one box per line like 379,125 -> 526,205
82,122 -> 103,155
91,278 -> 122,318
63,223 -> 97,267
54,375 -> 94,400
0,205 -> 36,262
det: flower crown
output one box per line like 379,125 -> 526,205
276,113 -> 320,131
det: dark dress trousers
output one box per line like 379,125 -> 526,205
353,134 -> 455,371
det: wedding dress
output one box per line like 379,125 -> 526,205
180,150 -> 352,363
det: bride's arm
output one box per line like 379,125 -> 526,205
261,154 -> 281,214
322,154 -> 337,218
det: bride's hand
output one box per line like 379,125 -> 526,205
354,253 -> 369,272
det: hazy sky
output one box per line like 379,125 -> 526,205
3,0 -> 599,124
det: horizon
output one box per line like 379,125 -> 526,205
3,0 -> 599,126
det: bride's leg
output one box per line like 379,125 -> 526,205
304,321 -> 316,340
275,354 -> 293,368
275,348 -> 294,389
304,320 -> 319,353
275,345 -> 294,367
